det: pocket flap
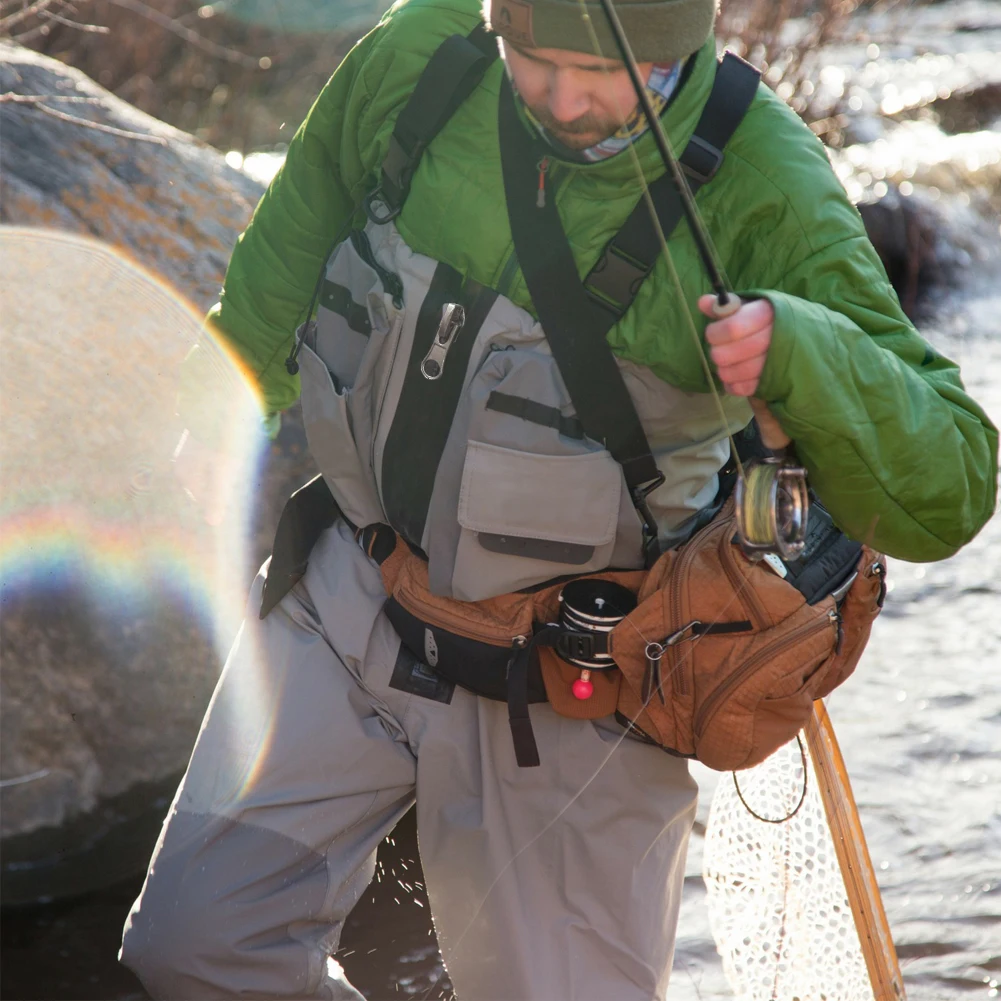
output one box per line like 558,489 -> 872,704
457,440 -> 621,546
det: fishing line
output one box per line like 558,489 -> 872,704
421,15 -> 786,991
573,6 -> 748,484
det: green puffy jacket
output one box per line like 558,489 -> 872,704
202,0 -> 997,562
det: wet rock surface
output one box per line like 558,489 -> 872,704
0,45 -> 317,901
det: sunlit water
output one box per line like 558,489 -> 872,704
669,4 -> 1001,996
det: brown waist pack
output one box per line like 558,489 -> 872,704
376,499 -> 886,772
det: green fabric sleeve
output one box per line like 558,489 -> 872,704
198,27 -> 381,422
744,238 -> 998,562
179,0 -> 483,439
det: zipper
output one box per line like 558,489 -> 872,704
397,586 -> 531,646
536,156 -> 551,208
497,160 -> 569,297
719,530 -> 769,629
420,302 -> 465,380
350,229 -> 404,308
668,516 -> 725,696
693,609 -> 839,739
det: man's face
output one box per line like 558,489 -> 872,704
502,40 -> 654,150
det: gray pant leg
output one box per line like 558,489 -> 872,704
123,518 -> 698,1000
322,603 -> 699,1001
412,697 -> 698,1001
120,534 -> 417,1000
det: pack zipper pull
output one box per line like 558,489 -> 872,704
420,302 -> 465,380
536,157 -> 550,209
643,641 -> 665,705
829,607 -> 844,655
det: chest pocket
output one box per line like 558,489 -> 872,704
297,229 -> 405,530
421,318 -> 645,601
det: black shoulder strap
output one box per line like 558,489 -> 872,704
365,22 -> 498,223
582,52 -> 761,317
499,54 -> 760,560
499,77 -> 664,561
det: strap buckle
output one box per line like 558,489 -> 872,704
556,631 -> 596,663
681,134 -> 724,184
364,187 -> 402,225
583,243 -> 652,318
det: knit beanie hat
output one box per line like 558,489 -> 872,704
483,0 -> 716,64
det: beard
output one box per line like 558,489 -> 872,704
523,101 -> 621,150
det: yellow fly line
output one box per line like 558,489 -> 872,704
510,3 -> 909,994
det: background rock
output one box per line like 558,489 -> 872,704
1,39 -> 262,308
1,42 -> 317,903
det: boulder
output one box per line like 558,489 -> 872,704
0,42 -> 317,902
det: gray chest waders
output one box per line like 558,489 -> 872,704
259,28 -> 766,767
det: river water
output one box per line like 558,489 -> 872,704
669,4 -> 1001,998
3,2 -> 998,999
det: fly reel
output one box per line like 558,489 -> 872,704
734,457 -> 809,561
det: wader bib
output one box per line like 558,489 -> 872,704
262,27 -> 878,771
264,28 -> 760,612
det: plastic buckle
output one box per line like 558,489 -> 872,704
557,631 -> 596,662
681,135 -> 724,184
583,244 -> 651,318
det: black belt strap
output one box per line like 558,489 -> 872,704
365,23 -> 498,223
505,641 -> 539,767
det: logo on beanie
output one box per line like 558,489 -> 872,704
494,0 -> 535,47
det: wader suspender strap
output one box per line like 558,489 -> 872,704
498,54 -> 759,550
499,56 -> 759,767
365,23 -> 499,223
582,53 -> 761,316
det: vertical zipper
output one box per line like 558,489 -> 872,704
536,156 -> 550,208
719,530 -> 769,629
669,516 -> 725,696
420,302 -> 466,380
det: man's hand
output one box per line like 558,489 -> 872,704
698,294 -> 774,398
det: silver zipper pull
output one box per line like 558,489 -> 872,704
420,302 -> 465,380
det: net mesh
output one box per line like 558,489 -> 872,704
702,736 -> 873,1001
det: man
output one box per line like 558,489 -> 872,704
120,0 -> 998,996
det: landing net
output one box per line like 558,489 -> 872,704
702,731 -> 875,1001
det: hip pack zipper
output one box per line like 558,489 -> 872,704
719,530 -> 769,629
669,516 -> 727,696
692,608 -> 838,739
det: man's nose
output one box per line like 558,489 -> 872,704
546,70 -> 589,123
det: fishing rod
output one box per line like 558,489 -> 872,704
592,7 -> 909,996
595,0 -> 809,560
